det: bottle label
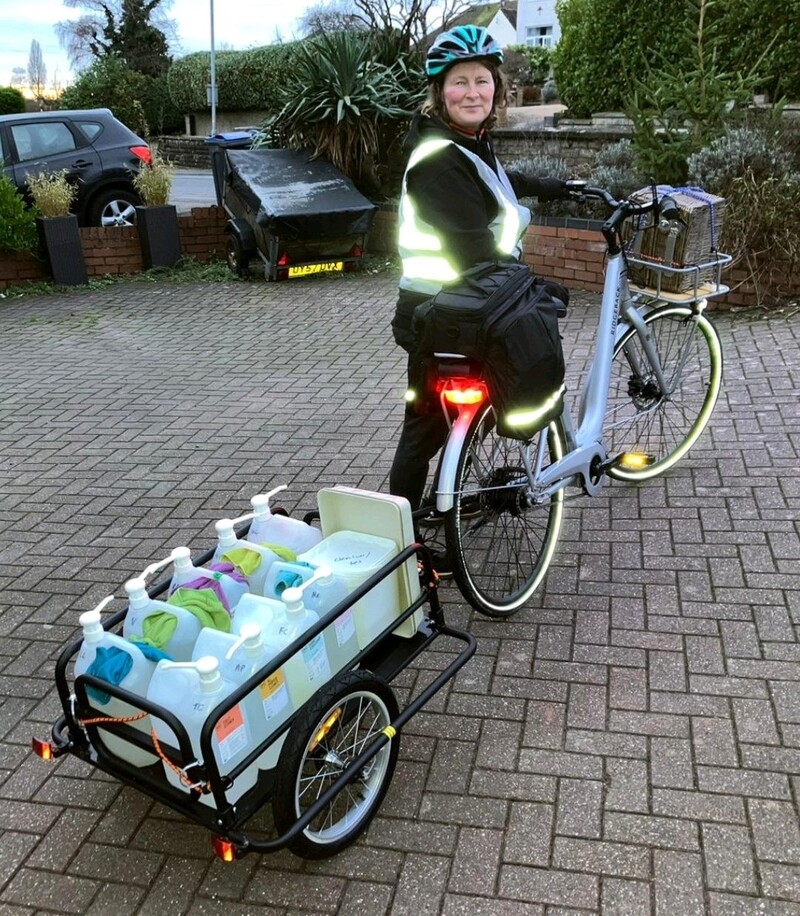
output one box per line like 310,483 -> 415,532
334,609 -> 356,647
214,703 -> 249,765
302,635 -> 331,685
259,670 -> 290,720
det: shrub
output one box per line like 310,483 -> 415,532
0,175 -> 37,251
59,58 -> 182,136
26,170 -> 77,218
589,140 -> 646,200
541,80 -> 559,104
0,85 -> 25,115
506,150 -> 576,217
687,125 -> 798,194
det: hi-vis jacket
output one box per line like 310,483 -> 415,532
398,137 -> 531,297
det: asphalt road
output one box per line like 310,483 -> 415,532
169,168 -> 218,213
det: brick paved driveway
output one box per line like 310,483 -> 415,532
0,274 -> 798,915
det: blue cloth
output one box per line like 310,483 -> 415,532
85,646 -> 134,705
128,639 -> 172,663
273,561 -> 315,596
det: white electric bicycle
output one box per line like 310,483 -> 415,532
421,183 -> 730,618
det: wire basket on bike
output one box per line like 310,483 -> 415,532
624,186 -> 727,295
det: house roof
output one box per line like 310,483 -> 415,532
425,2 -> 518,45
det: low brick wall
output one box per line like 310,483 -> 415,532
0,207 -> 228,291
0,205 -> 792,309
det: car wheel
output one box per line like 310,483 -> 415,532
88,189 -> 141,228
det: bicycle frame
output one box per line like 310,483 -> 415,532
433,231 -> 714,512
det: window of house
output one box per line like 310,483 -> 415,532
526,26 -> 553,47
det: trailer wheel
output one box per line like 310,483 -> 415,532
226,235 -> 250,276
272,670 -> 399,859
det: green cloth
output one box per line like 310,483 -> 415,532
222,543 -> 296,577
168,587 -> 232,632
129,611 -> 178,651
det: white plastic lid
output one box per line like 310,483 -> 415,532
251,485 -> 288,519
225,622 -> 263,660
196,655 -> 221,690
170,546 -> 193,571
79,608 -> 104,641
124,577 -> 148,602
281,586 -> 304,612
215,518 -> 237,544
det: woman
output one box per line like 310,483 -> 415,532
389,25 -> 568,527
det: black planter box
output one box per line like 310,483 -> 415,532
36,215 -> 88,286
136,204 -> 182,269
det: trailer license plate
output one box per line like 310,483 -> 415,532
288,261 -> 344,278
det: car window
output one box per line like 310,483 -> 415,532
75,120 -> 103,142
11,121 -> 77,162
0,131 -> 7,166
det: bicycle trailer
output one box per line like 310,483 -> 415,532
32,488 -> 475,861
211,146 -> 377,281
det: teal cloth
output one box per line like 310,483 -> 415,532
127,639 -> 172,663
85,646 -> 133,705
273,561 -> 315,596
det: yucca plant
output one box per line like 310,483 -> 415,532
26,170 -> 77,218
132,153 -> 173,207
260,30 -> 424,193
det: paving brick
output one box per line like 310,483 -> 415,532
652,788 -> 745,824
601,877 -> 652,915
748,799 -> 800,863
390,852 -> 449,916
692,716 -> 738,767
555,778 -> 602,839
702,824 -> 758,893
654,850 -> 705,915
499,866 -> 598,910
604,814 -> 698,852
732,698 -> 781,745
441,895 -> 544,915
604,758 -> 649,813
134,856 -> 208,915
449,828 -> 503,895
709,892 -> 800,915
553,837 -> 649,879
759,863 -> 800,903
650,737 -> 694,789
1,868 -> 99,913
697,766 -> 791,801
244,869 -> 346,911
608,667 -> 647,711
476,718 -> 523,771
503,802 -> 554,867
521,701 -> 566,751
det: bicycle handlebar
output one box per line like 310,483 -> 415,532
561,180 -> 682,252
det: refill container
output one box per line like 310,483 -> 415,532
248,485 -> 322,555
74,596 -> 159,767
265,588 -> 333,709
316,486 -> 424,639
230,592 -> 284,636
298,530 -> 401,650
213,517 -> 282,596
147,655 -> 258,808
294,566 -> 359,675
262,559 -> 316,601
192,623 -> 294,771
168,546 -> 248,612
123,565 -> 204,662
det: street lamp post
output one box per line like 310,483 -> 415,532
209,0 -> 217,136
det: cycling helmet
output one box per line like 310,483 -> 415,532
426,25 -> 504,79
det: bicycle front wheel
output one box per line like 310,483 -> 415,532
446,405 -> 565,618
605,305 -> 723,481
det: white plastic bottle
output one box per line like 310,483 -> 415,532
301,566 -> 359,675
261,559 -> 316,601
229,592 -> 284,636
123,575 -> 203,661
247,485 -> 322,555
168,546 -> 248,612
213,517 -> 281,596
265,586 -> 333,708
192,622 -> 294,770
146,655 -> 258,807
73,597 -> 159,767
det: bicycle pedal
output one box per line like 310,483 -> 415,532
613,451 -> 655,471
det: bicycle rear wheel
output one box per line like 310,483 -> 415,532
446,405 -> 565,617
605,305 -> 723,481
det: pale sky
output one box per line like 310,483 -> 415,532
0,0 -> 314,93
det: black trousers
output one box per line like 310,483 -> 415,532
389,403 -> 449,511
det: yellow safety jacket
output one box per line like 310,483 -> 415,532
398,137 -> 531,297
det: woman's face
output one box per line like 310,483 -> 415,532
442,61 -> 495,131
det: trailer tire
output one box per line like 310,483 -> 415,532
226,235 -> 250,277
272,670 -> 399,859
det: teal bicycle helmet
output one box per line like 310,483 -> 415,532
426,25 -> 504,79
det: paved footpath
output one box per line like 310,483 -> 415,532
0,273 -> 798,915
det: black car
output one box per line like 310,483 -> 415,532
0,108 -> 151,227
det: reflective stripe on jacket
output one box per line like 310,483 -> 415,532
398,138 -> 531,296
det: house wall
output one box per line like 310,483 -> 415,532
487,10 -> 518,47
515,0 -> 561,46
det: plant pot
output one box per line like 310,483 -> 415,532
36,215 -> 88,286
136,204 -> 182,269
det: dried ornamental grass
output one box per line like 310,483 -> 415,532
132,154 -> 173,207
26,170 -> 77,217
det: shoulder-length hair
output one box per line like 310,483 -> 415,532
421,59 -> 508,130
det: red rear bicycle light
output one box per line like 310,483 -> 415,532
440,378 -> 488,405
211,836 -> 237,862
130,145 -> 152,166
32,738 -> 54,761
277,252 -> 291,266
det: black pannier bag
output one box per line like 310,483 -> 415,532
411,261 -> 566,439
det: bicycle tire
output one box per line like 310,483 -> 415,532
446,405 -> 566,617
271,670 -> 399,860
605,304 -> 723,481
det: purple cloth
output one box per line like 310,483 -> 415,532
178,562 -> 246,613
